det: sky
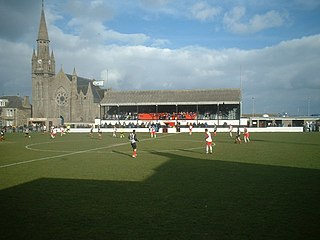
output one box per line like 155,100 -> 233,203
0,0 -> 320,115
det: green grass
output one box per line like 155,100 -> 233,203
0,131 -> 319,239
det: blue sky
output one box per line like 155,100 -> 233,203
0,0 -> 320,115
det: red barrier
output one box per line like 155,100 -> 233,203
138,113 -> 197,120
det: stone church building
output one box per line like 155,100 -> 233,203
30,5 -> 103,127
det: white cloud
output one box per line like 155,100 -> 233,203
190,2 -> 222,22
224,6 -> 288,34
108,30 -> 150,45
48,4 -> 163,47
151,38 -> 171,47
65,0 -> 114,22
1,0 -> 320,115
1,22 -> 319,114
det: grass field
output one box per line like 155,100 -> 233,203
0,131 -> 319,239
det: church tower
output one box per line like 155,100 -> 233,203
32,1 -> 55,118
31,1 -> 103,125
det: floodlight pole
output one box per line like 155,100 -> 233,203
252,97 -> 255,117
106,69 -> 108,88
239,66 -> 242,127
196,104 -> 199,125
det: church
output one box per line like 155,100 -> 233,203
30,4 -> 103,127
30,3 -> 241,129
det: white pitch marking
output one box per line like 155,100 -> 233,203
0,133 -> 182,169
0,142 -> 126,169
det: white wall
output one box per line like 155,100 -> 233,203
69,126 -> 303,133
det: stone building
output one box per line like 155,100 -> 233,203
0,96 -> 31,128
30,4 -> 103,127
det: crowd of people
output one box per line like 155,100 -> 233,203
103,110 -> 238,121
0,124 -> 46,133
304,122 -> 318,132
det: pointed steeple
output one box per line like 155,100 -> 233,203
86,80 -> 93,98
50,50 -> 55,73
32,48 -> 37,71
33,1 -> 55,76
50,50 -> 55,61
37,0 -> 49,41
32,48 -> 37,59
59,65 -> 64,73
72,67 -> 78,83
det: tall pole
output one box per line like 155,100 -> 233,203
196,104 -> 199,125
106,69 -> 108,88
240,66 -> 242,116
252,97 -> 255,117
239,65 -> 242,126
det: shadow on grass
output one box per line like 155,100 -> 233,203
0,151 -> 319,240
112,149 -> 131,157
176,148 -> 204,154
251,138 -> 320,146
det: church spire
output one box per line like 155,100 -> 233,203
34,0 -> 54,76
37,0 -> 49,42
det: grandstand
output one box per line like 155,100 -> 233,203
99,89 -> 241,126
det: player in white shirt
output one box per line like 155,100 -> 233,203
60,126 -> 65,136
112,126 -> 117,137
50,126 -> 57,139
229,124 -> 233,138
189,123 -> 193,135
205,129 -> 213,154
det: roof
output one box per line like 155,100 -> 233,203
66,74 -> 104,103
100,89 -> 241,106
0,96 -> 24,109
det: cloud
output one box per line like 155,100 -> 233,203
64,0 -> 114,22
0,0 -> 40,42
151,38 -> 171,47
293,0 -> 320,9
1,29 -> 319,114
55,33 -> 319,90
224,6 -> 288,34
1,0 -> 320,115
139,0 -> 170,8
190,2 -> 222,22
89,35 -> 318,114
0,39 -> 32,96
46,1 -> 170,47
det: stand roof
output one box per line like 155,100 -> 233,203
100,89 -> 241,106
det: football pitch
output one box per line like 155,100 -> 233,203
0,131 -> 319,239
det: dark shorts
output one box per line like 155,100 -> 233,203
131,142 -> 137,149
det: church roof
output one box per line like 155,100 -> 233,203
66,74 -> 104,103
100,89 -> 241,106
